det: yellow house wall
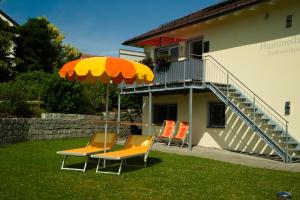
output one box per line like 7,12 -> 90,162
201,0 -> 300,142
143,0 -> 300,144
142,93 -> 273,154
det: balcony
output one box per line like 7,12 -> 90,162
121,58 -> 204,93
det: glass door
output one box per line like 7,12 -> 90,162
190,40 -> 203,59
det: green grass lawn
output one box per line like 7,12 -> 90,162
0,138 -> 299,200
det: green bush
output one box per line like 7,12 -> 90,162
42,75 -> 95,114
0,70 -> 143,117
14,70 -> 54,99
0,81 -> 32,117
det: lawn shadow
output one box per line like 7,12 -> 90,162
61,158 -> 100,171
100,156 -> 162,174
61,156 -> 162,173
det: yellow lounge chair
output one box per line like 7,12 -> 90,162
57,132 -> 118,172
91,135 -> 155,175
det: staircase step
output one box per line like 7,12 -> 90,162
275,137 -> 296,142
210,82 -> 300,162
228,93 -> 242,97
273,130 -> 284,135
292,155 -> 300,159
256,118 -> 270,122
260,123 -> 276,128
246,112 -> 264,118
214,83 -> 229,87
288,147 -> 300,151
273,134 -> 290,139
229,95 -> 246,101
279,141 -> 299,145
235,97 -> 247,101
242,106 -> 258,112
219,88 -> 236,93
238,101 -> 252,106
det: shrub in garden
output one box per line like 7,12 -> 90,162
42,75 -> 95,114
0,81 -> 32,117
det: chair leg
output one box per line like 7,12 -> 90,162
117,160 -> 123,175
154,138 -> 158,147
181,140 -> 184,148
167,138 -> 172,147
144,154 -> 148,168
96,158 -> 101,172
83,158 -> 88,172
60,155 -> 87,172
96,159 -> 123,175
103,159 -> 106,168
61,155 -> 67,169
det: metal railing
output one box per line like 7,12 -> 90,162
121,58 -> 204,90
203,55 -> 290,161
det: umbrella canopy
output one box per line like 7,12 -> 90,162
59,56 -> 154,155
59,56 -> 154,84
136,36 -> 185,47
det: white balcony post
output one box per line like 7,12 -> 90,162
188,87 -> 193,150
117,93 -> 121,135
148,91 -> 152,135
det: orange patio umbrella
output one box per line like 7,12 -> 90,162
59,56 -> 154,152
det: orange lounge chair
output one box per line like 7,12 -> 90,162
155,120 -> 176,143
57,132 -> 118,172
168,121 -> 189,148
91,135 -> 155,175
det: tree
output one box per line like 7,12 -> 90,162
0,17 -> 17,82
15,17 -> 64,73
59,44 -> 81,67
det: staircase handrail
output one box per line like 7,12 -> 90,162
203,55 -> 288,126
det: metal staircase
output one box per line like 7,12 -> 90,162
203,55 -> 300,163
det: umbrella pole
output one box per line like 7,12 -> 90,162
104,83 -> 109,153
103,83 -> 109,168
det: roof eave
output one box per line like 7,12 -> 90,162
0,10 -> 19,27
122,0 -> 268,46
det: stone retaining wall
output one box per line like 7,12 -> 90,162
0,110 -> 142,145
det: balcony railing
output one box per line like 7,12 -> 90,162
153,58 -> 203,84
121,58 -> 204,90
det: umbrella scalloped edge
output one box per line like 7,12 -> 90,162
59,57 -> 154,84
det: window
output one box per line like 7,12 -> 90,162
169,47 -> 179,60
286,15 -> 292,28
204,41 -> 210,53
190,40 -> 203,59
153,104 -> 177,124
158,49 -> 168,56
156,45 -> 179,60
208,102 -> 225,128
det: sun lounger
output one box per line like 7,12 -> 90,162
155,120 -> 176,142
91,135 -> 155,175
168,121 -> 189,148
57,132 -> 118,172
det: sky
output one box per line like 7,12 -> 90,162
1,0 -> 218,56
